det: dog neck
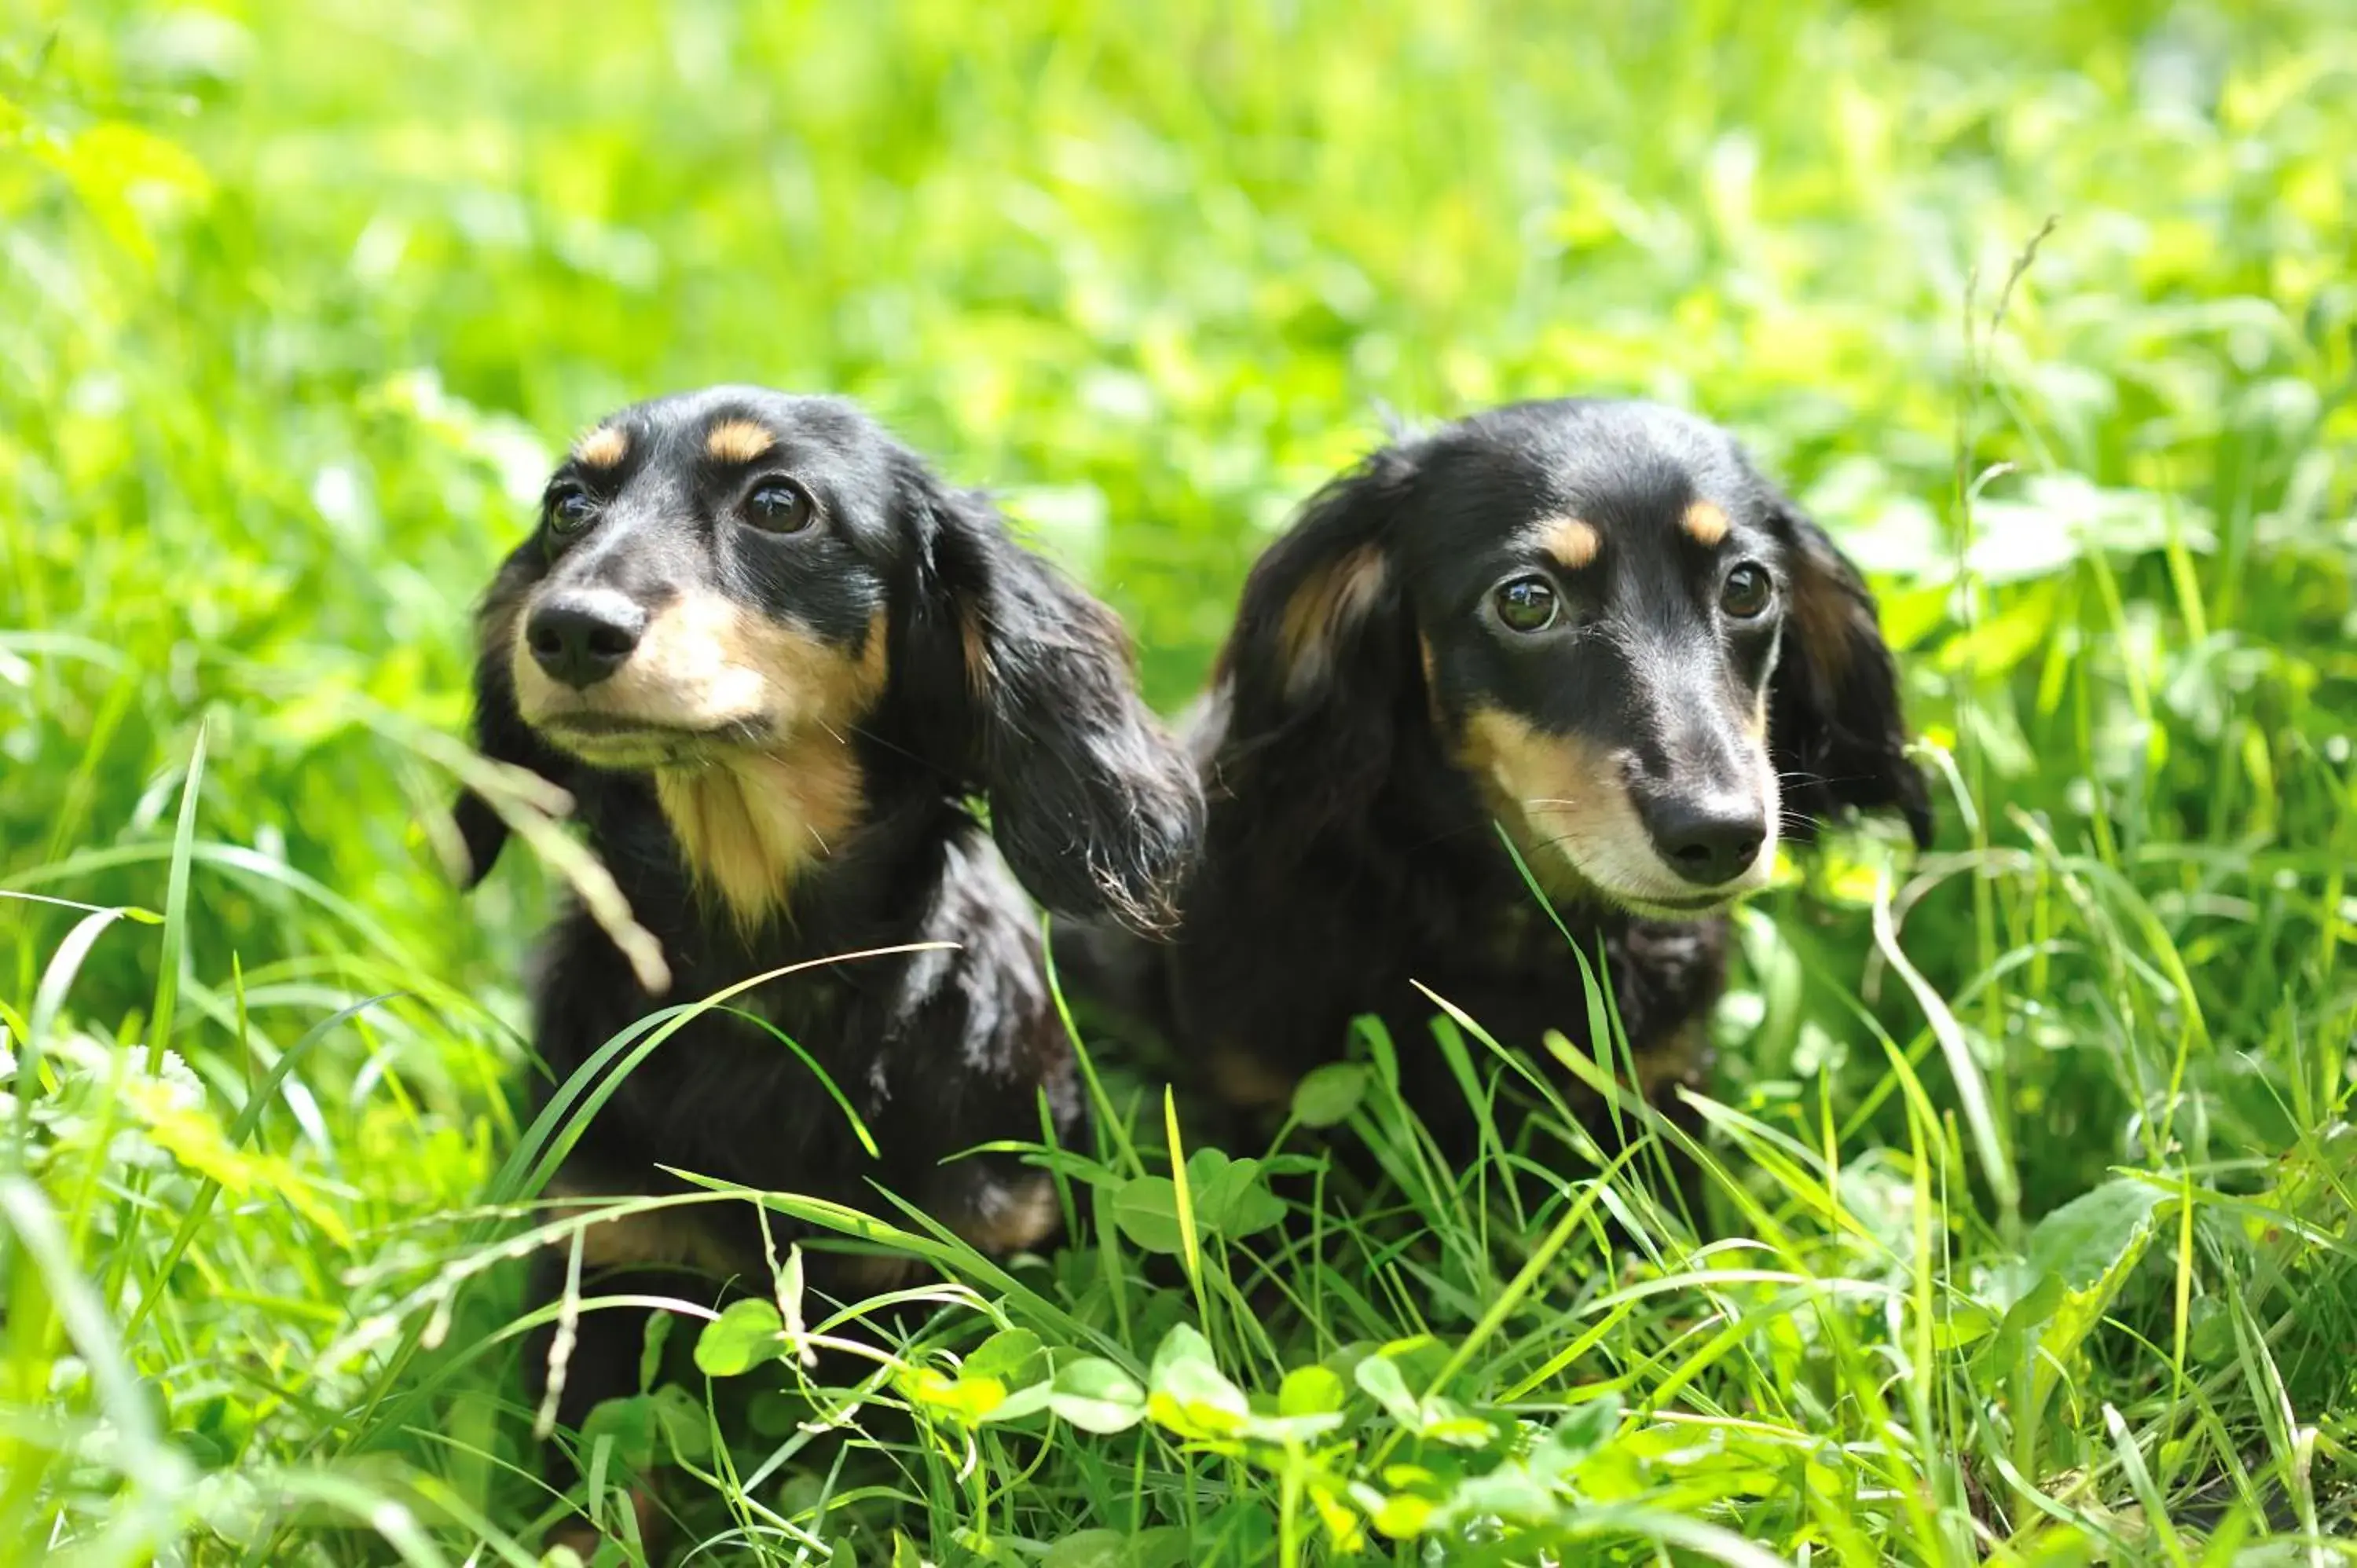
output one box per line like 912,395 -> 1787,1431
652,731 -> 867,934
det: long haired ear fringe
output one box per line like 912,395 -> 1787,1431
912,478 -> 1203,937
1221,449 -> 1414,711
1200,449 -> 1419,862
1765,498 -> 1932,848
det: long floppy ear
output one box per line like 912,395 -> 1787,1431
1211,449 -> 1417,845
907,475 -> 1202,936
450,551 -> 574,888
1765,496 -> 1933,848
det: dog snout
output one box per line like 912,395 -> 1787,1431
526,590 -> 647,689
1634,788 -> 1766,888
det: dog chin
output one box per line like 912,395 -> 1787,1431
527,709 -> 768,771
1561,854 -> 1772,920
1600,885 -> 1750,919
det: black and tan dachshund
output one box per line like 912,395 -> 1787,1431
1066,397 -> 1930,1188
453,387 -> 1200,1530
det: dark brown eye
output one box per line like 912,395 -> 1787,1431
1721,562 -> 1772,619
547,486 -> 598,536
745,478 -> 815,533
1492,576 -> 1560,634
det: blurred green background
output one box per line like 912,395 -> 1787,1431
4,0 -> 2355,1559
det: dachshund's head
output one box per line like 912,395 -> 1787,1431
457,386 -> 1200,934
1218,398 -> 1930,917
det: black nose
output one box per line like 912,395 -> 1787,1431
1640,793 -> 1767,888
526,591 -> 647,689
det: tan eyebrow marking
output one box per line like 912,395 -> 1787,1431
1682,500 -> 1730,547
573,425 -> 629,468
705,419 -> 775,464
1528,515 -> 1600,571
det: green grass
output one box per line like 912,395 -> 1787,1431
4,0 -> 2355,1561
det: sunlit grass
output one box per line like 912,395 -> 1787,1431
3,0 -> 2355,1560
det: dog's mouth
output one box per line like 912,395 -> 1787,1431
1545,850 -> 1770,918
1516,807 -> 1777,919
1457,709 -> 1780,921
1604,884 -> 1742,915
1591,882 -> 1756,919
504,590 -> 884,775
530,707 -> 774,767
